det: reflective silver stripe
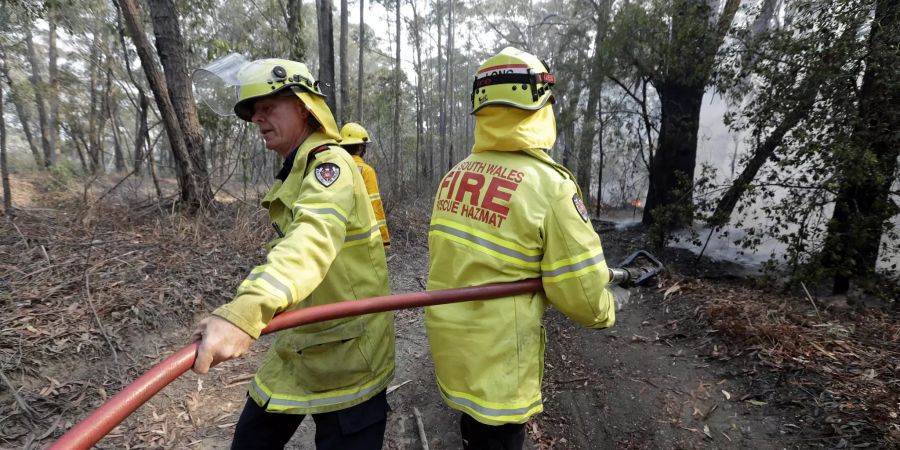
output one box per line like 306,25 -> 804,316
369,194 -> 381,200
440,386 -> 542,418
293,206 -> 349,224
542,254 -> 605,278
429,224 -> 541,263
245,272 -> 294,305
345,223 -> 381,243
252,370 -> 394,409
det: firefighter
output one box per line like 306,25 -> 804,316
340,122 -> 391,249
190,55 -> 395,449
425,47 -> 620,449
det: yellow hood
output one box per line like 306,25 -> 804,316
472,104 -> 556,153
296,91 -> 341,141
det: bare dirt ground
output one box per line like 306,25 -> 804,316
1,174 -> 897,449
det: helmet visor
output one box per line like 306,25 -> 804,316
192,53 -> 251,117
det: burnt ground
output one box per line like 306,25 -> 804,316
1,174 -> 897,449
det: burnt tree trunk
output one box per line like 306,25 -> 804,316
642,0 -> 739,228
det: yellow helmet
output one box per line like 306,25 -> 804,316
470,47 -> 555,114
193,54 -> 340,140
232,58 -> 323,120
340,122 -> 371,146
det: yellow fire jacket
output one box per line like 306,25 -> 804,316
214,131 -> 395,415
425,105 -> 616,425
352,154 -> 390,248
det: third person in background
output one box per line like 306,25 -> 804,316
424,47 -> 622,450
340,123 -> 391,249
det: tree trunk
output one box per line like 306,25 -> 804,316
317,0 -> 337,111
0,60 -> 44,168
24,24 -> 53,168
409,2 -> 424,181
642,80 -> 703,226
87,27 -> 104,173
134,91 -> 149,173
356,0 -> 364,122
1,65 -> 11,218
285,0 -> 307,62
595,96 -> 604,216
576,15 -> 607,199
146,0 -> 213,206
107,66 -> 126,172
392,0 -> 401,178
437,0 -> 446,172
642,0 -> 740,228
47,3 -> 60,166
117,0 -> 212,210
339,0 -> 349,123
823,0 -> 900,294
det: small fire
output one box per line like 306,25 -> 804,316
631,199 -> 642,208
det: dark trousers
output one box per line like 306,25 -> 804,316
231,390 -> 389,450
460,413 -> 526,450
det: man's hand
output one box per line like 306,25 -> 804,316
191,316 -> 255,374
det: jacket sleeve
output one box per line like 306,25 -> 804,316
362,165 -> 391,248
540,182 -> 616,329
213,152 -> 355,338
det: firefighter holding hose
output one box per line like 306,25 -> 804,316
189,55 -> 395,449
425,47 -> 627,450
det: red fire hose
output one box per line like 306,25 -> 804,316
50,279 -> 544,450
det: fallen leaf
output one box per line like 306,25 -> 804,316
721,390 -> 731,400
663,283 -> 682,300
703,425 -> 713,439
745,399 -> 767,406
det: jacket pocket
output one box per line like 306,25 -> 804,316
277,320 -> 374,393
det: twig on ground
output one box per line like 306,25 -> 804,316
11,221 -> 30,249
84,270 -> 121,376
800,282 -> 821,321
0,369 -> 38,422
413,407 -> 430,450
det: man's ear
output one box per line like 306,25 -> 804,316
295,99 -> 311,120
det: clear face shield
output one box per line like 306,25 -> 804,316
192,53 -> 251,117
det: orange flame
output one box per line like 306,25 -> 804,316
631,199 -> 642,208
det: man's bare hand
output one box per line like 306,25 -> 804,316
191,316 -> 255,374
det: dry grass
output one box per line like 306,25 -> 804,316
665,278 -> 900,446
0,174 -> 270,447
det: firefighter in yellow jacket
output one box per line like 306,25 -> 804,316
190,55 -> 394,449
340,123 -> 391,248
425,47 -> 619,449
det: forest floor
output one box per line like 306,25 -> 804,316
1,173 -> 898,449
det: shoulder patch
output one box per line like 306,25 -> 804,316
572,193 -> 589,222
314,163 -> 341,187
